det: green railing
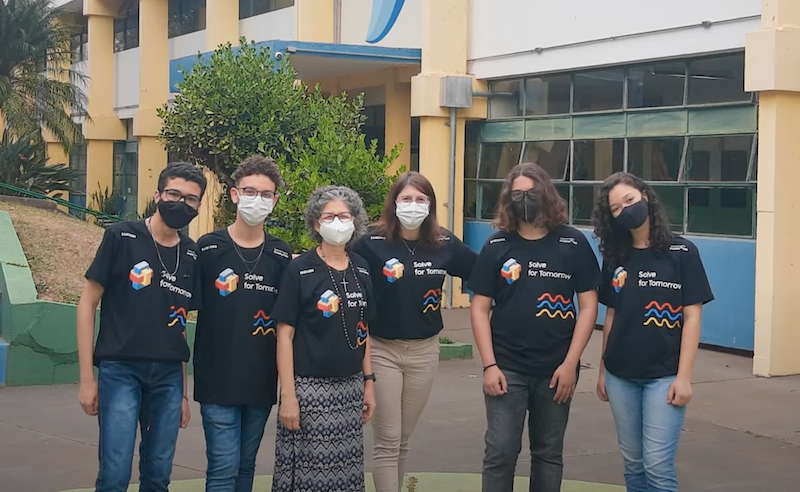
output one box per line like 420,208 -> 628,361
0,181 -> 122,224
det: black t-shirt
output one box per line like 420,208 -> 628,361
193,229 -> 292,408
271,249 -> 375,378
599,237 -> 714,379
86,220 -> 199,365
468,226 -> 601,377
354,227 -> 477,340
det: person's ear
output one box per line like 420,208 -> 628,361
231,186 -> 240,205
153,190 -> 160,203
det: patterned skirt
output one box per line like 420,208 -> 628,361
272,373 -> 365,492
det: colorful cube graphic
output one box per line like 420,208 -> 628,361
129,261 -> 154,290
317,289 -> 340,318
215,268 -> 239,296
500,258 -> 521,284
612,266 -> 627,293
382,258 -> 404,283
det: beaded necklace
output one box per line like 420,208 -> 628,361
318,247 -> 364,351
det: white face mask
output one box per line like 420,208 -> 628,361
318,217 -> 355,246
237,195 -> 274,226
396,202 -> 430,230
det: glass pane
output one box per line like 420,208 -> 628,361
478,181 -> 503,220
687,106 -> 757,135
572,114 -> 626,139
573,69 -> 624,112
627,62 -> 686,108
628,138 -> 684,181
521,141 -> 570,180
273,0 -> 295,9
126,12 -> 139,49
464,180 -> 477,219
524,75 -> 571,116
253,0 -> 271,15
488,80 -> 523,118
573,139 -> 624,180
688,187 -> 753,236
572,184 -> 600,226
114,21 -> 125,52
626,110 -> 688,137
750,138 -> 758,181
465,122 -> 480,178
685,135 -> 752,181
239,0 -> 251,18
524,118 -> 572,140
478,142 -> 522,179
688,54 -> 750,105
650,185 -> 685,232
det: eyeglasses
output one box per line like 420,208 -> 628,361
162,189 -> 201,209
238,187 -> 276,200
510,189 -> 537,202
397,195 -> 430,205
319,212 -> 354,224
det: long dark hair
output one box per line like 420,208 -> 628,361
494,162 -> 567,233
591,172 -> 673,265
374,171 -> 442,247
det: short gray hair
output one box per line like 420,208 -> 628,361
304,185 -> 368,247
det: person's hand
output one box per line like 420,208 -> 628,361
363,381 -> 376,424
180,397 -> 191,428
668,377 -> 692,407
79,380 -> 98,416
597,370 -> 608,402
483,365 -> 507,396
550,362 -> 577,404
280,396 -> 301,431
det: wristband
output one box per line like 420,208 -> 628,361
483,363 -> 498,372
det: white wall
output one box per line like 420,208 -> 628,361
169,30 -> 206,60
340,0 -> 421,48
114,49 -> 140,117
468,0 -> 761,79
240,6 -> 296,43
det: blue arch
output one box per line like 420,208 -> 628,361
366,0 -> 406,44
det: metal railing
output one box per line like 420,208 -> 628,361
0,181 -> 122,224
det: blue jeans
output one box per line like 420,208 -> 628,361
201,404 -> 272,492
95,360 -> 183,492
604,370 -> 687,492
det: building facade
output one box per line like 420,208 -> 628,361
51,0 -> 800,376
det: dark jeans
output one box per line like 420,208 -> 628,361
95,360 -> 183,492
482,370 -> 573,492
201,404 -> 272,492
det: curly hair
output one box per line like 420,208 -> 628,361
591,172 -> 673,265
233,155 -> 284,190
304,185 -> 368,248
494,162 -> 568,232
373,171 -> 442,248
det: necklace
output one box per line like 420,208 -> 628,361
146,218 -> 180,277
231,229 -> 266,275
318,247 -> 364,350
401,238 -> 419,256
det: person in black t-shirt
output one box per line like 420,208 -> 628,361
76,162 -> 207,492
353,171 -> 477,492
591,172 -> 713,492
271,185 -> 376,492
469,163 -> 600,492
193,156 -> 292,492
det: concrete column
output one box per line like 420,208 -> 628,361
206,0 -> 239,49
134,0 -> 169,214
385,75 -> 412,175
82,0 -> 126,206
745,0 -> 800,376
295,0 -> 334,42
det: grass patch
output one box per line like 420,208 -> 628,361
1,201 -> 104,304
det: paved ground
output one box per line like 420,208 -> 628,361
2,309 -> 800,492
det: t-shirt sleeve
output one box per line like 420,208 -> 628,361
598,261 -> 617,309
467,242 -> 499,298
446,234 -> 478,280
190,247 -> 204,311
572,234 -> 601,294
680,243 -> 715,306
85,227 -> 119,288
271,263 -> 301,327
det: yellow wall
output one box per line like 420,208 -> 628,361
295,0 -> 334,42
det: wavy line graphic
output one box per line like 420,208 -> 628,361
251,327 -> 276,336
644,301 -> 682,314
536,309 -> 575,319
644,318 -> 681,329
643,309 -> 682,322
423,304 -> 441,313
538,293 -> 571,304
253,317 -> 276,328
366,0 -> 406,43
168,306 -> 187,327
423,295 -> 440,304
536,301 -> 573,311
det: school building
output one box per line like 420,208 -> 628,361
50,0 -> 800,376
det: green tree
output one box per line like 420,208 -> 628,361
0,131 -> 80,198
159,40 -> 402,251
0,0 -> 87,150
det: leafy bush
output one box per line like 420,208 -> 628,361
0,131 -> 79,198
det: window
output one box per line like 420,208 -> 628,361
685,135 -> 753,182
169,0 -> 206,38
573,69 -> 624,112
69,142 -> 88,218
628,138 -> 684,181
113,141 -> 139,217
521,141 -> 570,180
524,75 -> 571,116
70,17 -> 89,62
114,9 -> 139,52
573,139 -> 624,180
478,142 -> 522,179
688,54 -> 750,105
240,0 -> 294,19
488,80 -> 523,119
360,105 -> 385,158
627,62 -> 686,108
465,121 -> 480,178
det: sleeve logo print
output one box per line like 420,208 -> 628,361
536,294 -> 575,319
252,310 -> 276,336
317,289 -> 341,318
501,258 -> 522,284
168,306 -> 187,328
215,268 -> 239,296
612,266 -> 627,293
422,289 -> 442,313
383,258 -> 404,283
356,321 -> 369,346
130,261 -> 154,290
643,301 -> 683,329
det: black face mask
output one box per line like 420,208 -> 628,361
615,199 -> 649,230
157,200 -> 198,230
512,194 -> 540,224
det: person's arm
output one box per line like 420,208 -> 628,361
550,289 -> 598,404
597,306 -> 615,401
181,332 -> 190,428
77,280 -> 103,416
277,322 -> 300,430
362,338 -> 376,424
471,294 -> 506,396
669,304 -> 702,406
